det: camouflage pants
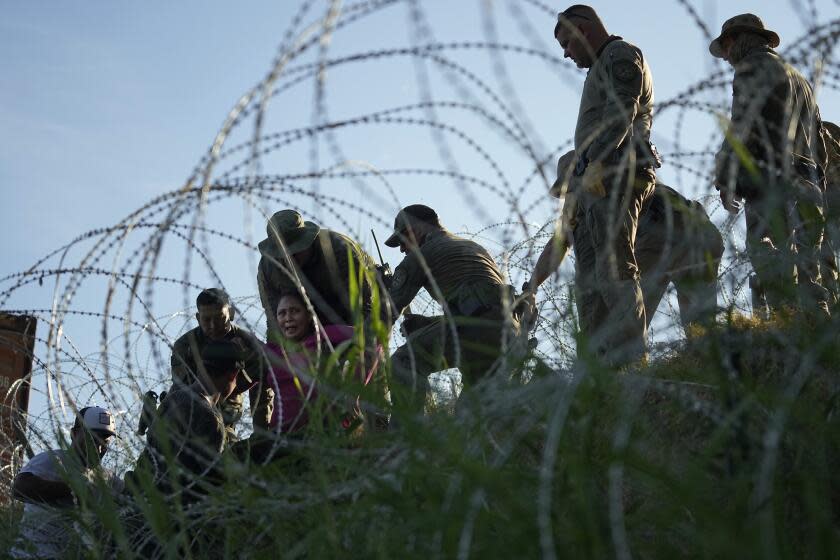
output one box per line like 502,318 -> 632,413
745,188 -> 828,316
634,206 -> 724,334
390,309 -> 515,412
572,171 -> 655,366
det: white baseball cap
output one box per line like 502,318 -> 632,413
74,406 -> 117,437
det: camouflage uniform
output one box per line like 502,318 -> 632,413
568,182 -> 722,337
716,43 -> 828,314
388,229 -> 518,408
633,185 -> 724,331
171,324 -> 272,436
258,229 -> 376,330
572,35 -> 658,364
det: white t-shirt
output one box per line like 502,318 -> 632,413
10,449 -> 123,559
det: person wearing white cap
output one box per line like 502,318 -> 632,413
10,406 -> 122,559
711,13 -> 830,317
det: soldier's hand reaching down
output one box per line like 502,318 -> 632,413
516,284 -> 538,333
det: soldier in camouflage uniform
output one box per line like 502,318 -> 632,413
526,150 -> 723,337
257,210 -> 379,332
171,288 -> 273,439
711,13 -> 829,316
384,205 -> 519,412
554,5 -> 661,365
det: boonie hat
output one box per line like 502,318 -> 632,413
384,205 -> 440,247
75,406 -> 117,437
709,13 -> 780,58
259,210 -> 321,257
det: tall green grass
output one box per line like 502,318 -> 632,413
5,272 -> 840,558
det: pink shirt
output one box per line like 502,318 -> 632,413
265,325 -> 378,433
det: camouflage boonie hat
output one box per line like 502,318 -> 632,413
260,210 -> 321,257
384,204 -> 440,247
709,13 -> 780,58
550,150 -> 577,198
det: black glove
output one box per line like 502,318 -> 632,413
376,264 -> 393,290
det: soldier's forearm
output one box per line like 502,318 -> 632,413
529,233 -> 570,290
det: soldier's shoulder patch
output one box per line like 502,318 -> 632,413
612,59 -> 640,83
392,268 -> 407,291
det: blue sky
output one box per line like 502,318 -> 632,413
2,1 -> 839,449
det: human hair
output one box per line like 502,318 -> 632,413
728,31 -> 774,65
196,288 -> 231,308
278,290 -> 307,309
555,4 -> 603,37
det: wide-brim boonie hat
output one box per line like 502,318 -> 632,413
709,13 -> 780,58
550,150 -> 577,198
260,209 -> 320,257
384,204 -> 439,247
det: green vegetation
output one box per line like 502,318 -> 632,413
4,308 -> 840,559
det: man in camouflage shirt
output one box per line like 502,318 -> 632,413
711,13 -> 830,316
554,5 -> 661,365
384,205 -> 519,413
257,210 -> 379,332
171,288 -> 272,438
526,150 -> 723,338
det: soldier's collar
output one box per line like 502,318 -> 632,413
596,35 -> 623,59
421,228 -> 447,245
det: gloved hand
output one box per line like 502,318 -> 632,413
581,160 -> 606,197
376,264 -> 393,290
514,287 -> 538,333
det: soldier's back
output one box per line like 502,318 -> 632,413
635,184 -> 723,275
736,49 -> 820,166
416,230 -> 508,315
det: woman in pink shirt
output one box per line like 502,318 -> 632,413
265,291 -> 378,434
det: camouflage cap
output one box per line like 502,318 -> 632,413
384,204 -> 440,247
709,13 -> 780,58
260,210 -> 321,257
550,150 -> 577,198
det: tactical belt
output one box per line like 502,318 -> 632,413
575,140 -> 662,176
